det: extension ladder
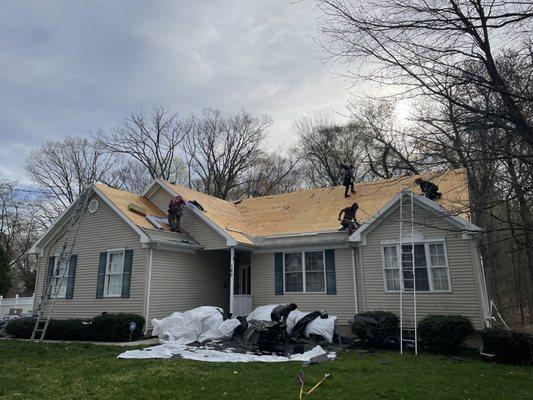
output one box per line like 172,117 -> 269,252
30,188 -> 91,342
399,189 -> 418,354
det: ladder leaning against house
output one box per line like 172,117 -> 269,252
30,187 -> 91,342
399,189 -> 418,355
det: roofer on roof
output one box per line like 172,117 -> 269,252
338,202 -> 360,235
168,195 -> 186,232
340,163 -> 356,198
415,178 -> 442,201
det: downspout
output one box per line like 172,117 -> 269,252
143,246 -> 154,335
230,247 -> 235,316
351,247 -> 359,314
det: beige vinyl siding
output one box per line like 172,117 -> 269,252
34,194 -> 146,319
148,186 -> 227,250
252,248 -> 357,326
147,249 -> 230,327
359,203 -> 485,329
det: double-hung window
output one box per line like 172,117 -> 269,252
51,256 -> 68,298
382,242 -> 450,292
283,251 -> 325,293
104,251 -> 125,297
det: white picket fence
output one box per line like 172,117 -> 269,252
0,294 -> 34,320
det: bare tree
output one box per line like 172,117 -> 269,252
317,0 -> 533,150
294,111 -> 366,187
0,181 -> 41,295
183,109 -> 271,199
96,105 -> 192,180
25,137 -> 119,222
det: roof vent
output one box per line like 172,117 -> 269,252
127,202 -> 147,216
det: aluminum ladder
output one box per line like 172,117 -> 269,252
399,189 -> 418,354
30,188 -> 91,342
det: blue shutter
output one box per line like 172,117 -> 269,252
45,256 -> 56,298
96,252 -> 107,299
275,253 -> 283,295
121,249 -> 133,298
65,255 -> 77,299
325,249 -> 337,295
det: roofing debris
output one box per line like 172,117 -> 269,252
117,305 -> 339,363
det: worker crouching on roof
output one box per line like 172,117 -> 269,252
168,195 -> 186,232
338,202 -> 360,235
415,178 -> 442,201
271,303 -> 297,323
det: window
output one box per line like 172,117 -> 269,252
105,251 -> 125,297
51,256 -> 68,298
382,242 -> 450,292
284,251 -> 325,293
429,243 -> 450,291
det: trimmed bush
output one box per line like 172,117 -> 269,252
418,315 -> 474,353
5,313 -> 145,342
91,313 -> 145,342
351,311 -> 399,347
481,328 -> 533,365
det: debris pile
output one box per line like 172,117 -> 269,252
118,305 -> 339,362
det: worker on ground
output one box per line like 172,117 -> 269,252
270,303 -> 297,323
414,178 -> 442,200
340,163 -> 356,198
338,202 -> 360,235
168,195 -> 186,232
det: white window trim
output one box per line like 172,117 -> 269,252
104,248 -> 126,298
282,250 -> 327,294
51,254 -> 68,299
381,241 -> 452,294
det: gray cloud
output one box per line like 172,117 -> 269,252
0,0 -> 350,182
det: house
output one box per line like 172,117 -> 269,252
29,168 -> 490,334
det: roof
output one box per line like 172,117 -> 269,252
235,168 -> 470,237
157,168 -> 471,243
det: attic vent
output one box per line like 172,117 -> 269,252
88,199 -> 99,214
127,202 -> 147,216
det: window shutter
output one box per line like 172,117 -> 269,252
325,249 -> 337,295
274,252 -> 283,295
96,252 -> 107,299
121,249 -> 133,298
65,254 -> 77,299
45,256 -> 56,298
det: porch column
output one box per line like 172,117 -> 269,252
229,247 -> 235,316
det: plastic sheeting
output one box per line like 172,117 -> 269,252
152,306 -> 241,344
247,305 -> 337,343
118,343 -> 336,363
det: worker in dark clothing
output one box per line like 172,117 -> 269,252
415,178 -> 442,200
168,195 -> 186,232
340,163 -> 356,198
270,303 -> 297,323
338,202 -> 360,235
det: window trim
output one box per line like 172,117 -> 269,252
51,254 -> 68,299
381,241 -> 452,294
103,248 -> 126,298
282,250 -> 327,294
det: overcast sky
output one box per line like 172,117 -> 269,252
0,0 -> 356,183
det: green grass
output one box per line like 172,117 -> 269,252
0,340 -> 532,400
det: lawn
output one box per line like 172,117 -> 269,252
0,340 -> 532,400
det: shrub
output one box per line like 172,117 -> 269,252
418,315 -> 474,353
5,313 -> 145,342
5,317 -> 35,339
481,328 -> 533,365
351,311 -> 399,347
91,313 -> 145,342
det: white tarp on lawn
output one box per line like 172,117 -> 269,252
118,343 -> 335,363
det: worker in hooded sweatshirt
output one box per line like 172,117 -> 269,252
168,195 -> 186,232
270,303 -> 297,323
415,178 -> 442,200
340,163 -> 356,198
